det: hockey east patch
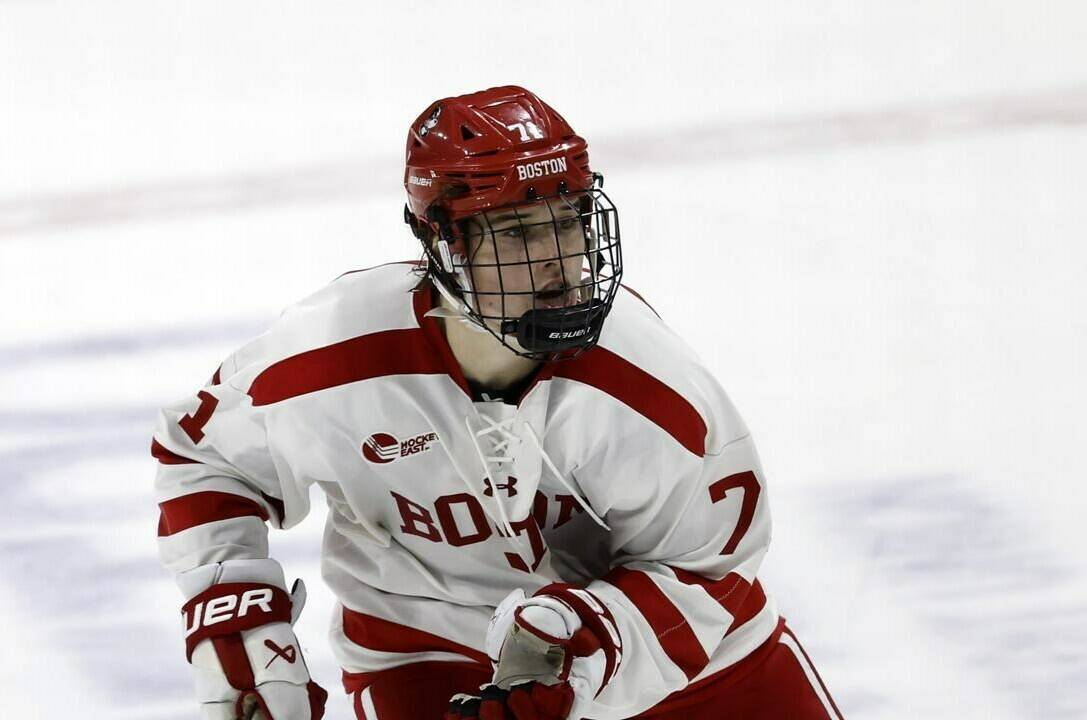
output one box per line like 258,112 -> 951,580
362,431 -> 439,464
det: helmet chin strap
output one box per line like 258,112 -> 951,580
426,240 -> 490,335
428,243 -> 536,356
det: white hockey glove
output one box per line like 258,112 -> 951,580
178,558 -> 327,720
476,584 -> 622,720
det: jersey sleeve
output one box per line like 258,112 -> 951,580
569,376 -> 772,718
152,360 -> 310,577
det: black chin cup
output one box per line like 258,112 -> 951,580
502,299 -> 608,355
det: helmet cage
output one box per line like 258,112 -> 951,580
419,179 -> 622,361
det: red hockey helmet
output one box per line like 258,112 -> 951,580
404,85 -> 594,224
403,86 -> 622,361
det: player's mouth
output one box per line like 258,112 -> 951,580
534,281 -> 576,309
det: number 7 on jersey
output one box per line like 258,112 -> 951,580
709,470 -> 761,555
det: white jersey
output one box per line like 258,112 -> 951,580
153,261 -> 778,719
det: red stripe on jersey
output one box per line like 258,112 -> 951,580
247,328 -> 449,406
341,606 -> 491,666
549,348 -> 706,456
621,284 -> 661,319
669,569 -> 767,633
211,366 -> 222,386
157,491 -> 270,536
150,438 -> 198,465
631,619 -> 787,717
605,567 -> 709,680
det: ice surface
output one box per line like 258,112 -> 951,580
2,2 -> 1085,717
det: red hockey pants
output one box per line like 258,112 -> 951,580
344,620 -> 843,719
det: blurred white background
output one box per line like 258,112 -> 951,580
2,1 -> 1085,717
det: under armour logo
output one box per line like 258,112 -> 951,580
483,477 -> 518,497
264,639 -> 297,668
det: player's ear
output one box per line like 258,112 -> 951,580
452,218 -> 486,258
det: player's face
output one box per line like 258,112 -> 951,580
461,196 -> 593,324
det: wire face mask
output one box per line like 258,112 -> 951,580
426,183 -> 622,361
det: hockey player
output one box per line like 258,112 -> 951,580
153,86 -> 844,719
